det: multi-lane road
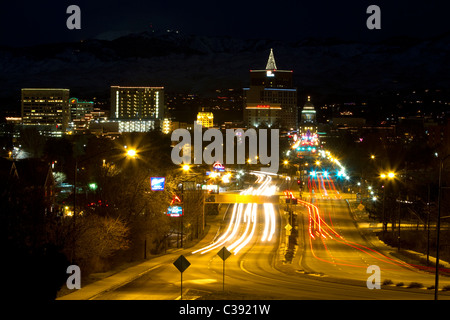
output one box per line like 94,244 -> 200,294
93,171 -> 450,300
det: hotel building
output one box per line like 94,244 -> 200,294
110,86 -> 164,132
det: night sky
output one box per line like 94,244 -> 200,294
1,0 -> 449,47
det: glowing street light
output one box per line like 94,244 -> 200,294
380,171 -> 396,179
126,149 -> 137,157
379,170 -> 398,238
182,164 -> 190,172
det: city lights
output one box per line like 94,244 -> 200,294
126,148 -> 137,157
3,18 -> 447,303
380,171 -> 396,179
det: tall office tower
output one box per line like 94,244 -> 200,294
21,88 -> 70,136
110,86 -> 164,132
243,49 -> 298,130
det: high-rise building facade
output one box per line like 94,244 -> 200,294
243,49 -> 298,130
196,111 -> 214,128
70,97 -> 94,121
110,86 -> 163,120
110,86 -> 164,132
21,88 -> 70,136
69,97 -> 94,133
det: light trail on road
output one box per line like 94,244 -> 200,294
299,198 -> 413,269
297,189 -> 450,275
192,172 -> 277,255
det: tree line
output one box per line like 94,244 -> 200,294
1,129 -> 208,300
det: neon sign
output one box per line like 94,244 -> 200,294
150,177 -> 166,191
212,161 -> 225,171
167,206 -> 183,217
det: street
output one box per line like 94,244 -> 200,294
91,172 -> 450,300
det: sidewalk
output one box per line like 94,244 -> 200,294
58,207 -> 227,300
58,248 -> 191,300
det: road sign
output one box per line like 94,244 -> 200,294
173,255 -> 191,300
285,224 -> 292,232
217,246 -> 231,261
358,203 -> 365,211
217,247 -> 231,291
173,255 -> 190,273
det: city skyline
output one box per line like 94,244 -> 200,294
2,0 -> 450,309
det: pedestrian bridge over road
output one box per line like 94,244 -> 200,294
205,194 -> 279,204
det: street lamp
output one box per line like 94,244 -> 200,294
379,171 -> 396,236
126,148 -> 137,158
435,154 -> 450,300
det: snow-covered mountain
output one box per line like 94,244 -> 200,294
1,30 -> 449,105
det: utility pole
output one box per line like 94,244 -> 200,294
435,154 -> 450,300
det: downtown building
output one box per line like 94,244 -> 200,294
21,88 -> 70,137
196,108 -> 214,128
243,49 -> 298,130
69,97 -> 94,133
110,86 -> 164,133
300,96 -> 317,135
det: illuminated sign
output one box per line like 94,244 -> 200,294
202,184 -> 218,192
170,194 -> 182,205
150,177 -> 166,191
266,70 -> 275,77
213,161 -> 225,172
167,206 -> 183,217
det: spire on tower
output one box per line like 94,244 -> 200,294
265,48 -> 277,70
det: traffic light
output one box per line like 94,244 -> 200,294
297,179 -> 301,185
